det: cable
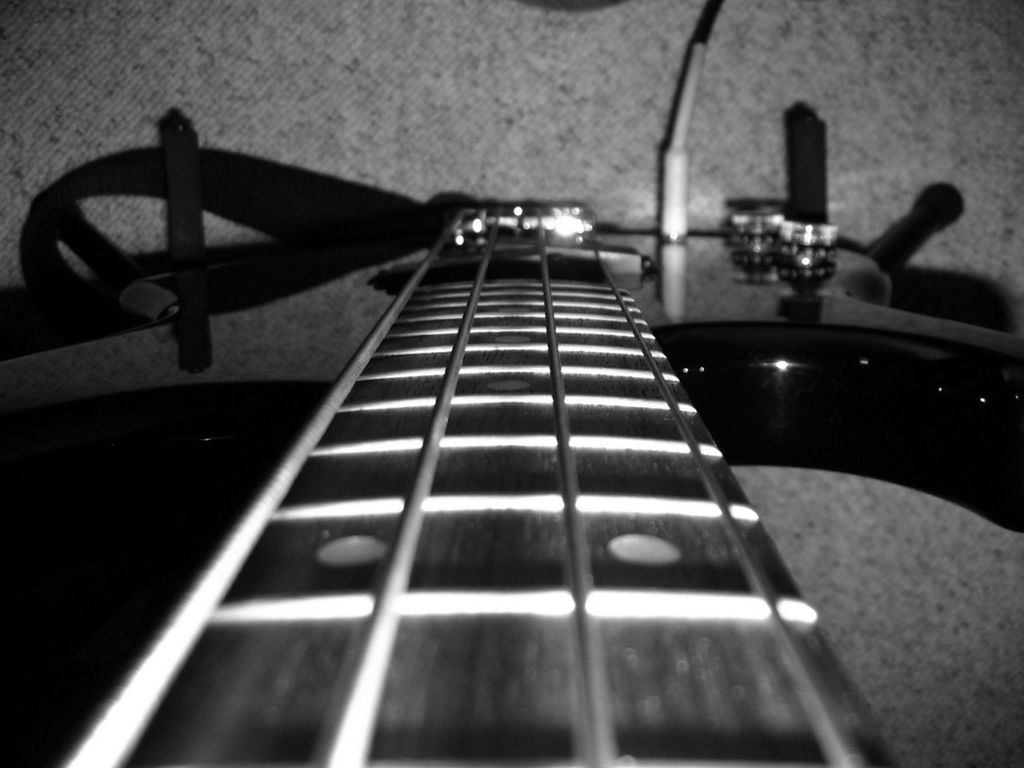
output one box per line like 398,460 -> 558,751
691,0 -> 725,44
660,0 -> 727,319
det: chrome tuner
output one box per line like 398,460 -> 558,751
729,210 -> 785,282
775,219 -> 839,295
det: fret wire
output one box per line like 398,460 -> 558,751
355,434 -> 720,454
538,229 -> 618,767
359,366 -> 679,383
413,278 -> 624,294
336,395 -> 685,413
366,762 -> 829,768
58,214 -> 459,768
407,287 -> 631,301
388,325 -> 658,340
209,591 -> 818,625
314,214 -> 500,768
394,312 -> 647,325
375,343 -> 666,359
599,263 -> 867,768
273,493 -> 754,522
403,299 -> 642,312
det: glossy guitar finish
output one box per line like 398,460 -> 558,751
657,321 -> 1024,532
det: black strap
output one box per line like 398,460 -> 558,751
161,110 -> 211,371
20,119 -> 466,352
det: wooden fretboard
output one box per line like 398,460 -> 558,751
70,206 -> 889,768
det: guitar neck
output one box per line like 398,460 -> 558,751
68,205 -> 889,768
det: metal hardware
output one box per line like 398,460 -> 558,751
775,219 -> 839,295
439,203 -> 646,288
729,210 -> 785,282
450,204 -> 597,248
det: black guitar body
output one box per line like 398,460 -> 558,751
4,382 -> 326,768
656,321 -> 1024,533
5,319 -> 1022,766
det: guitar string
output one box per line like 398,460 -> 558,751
601,261 -> 868,768
537,226 -> 619,768
58,213 -> 464,768
313,213 -> 499,768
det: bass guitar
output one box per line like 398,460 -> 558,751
7,204 -> 1023,767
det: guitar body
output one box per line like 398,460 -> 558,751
5,383 -> 327,768
7,206 -> 1023,767
657,321 -> 1024,532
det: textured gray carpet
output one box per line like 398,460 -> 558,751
1,1 -> 1022,765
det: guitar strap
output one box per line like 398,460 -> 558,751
160,109 -> 211,372
19,109 -> 470,364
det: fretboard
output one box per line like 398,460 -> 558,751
70,206 -> 889,768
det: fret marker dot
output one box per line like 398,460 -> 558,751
607,534 -> 681,566
485,378 -> 531,392
316,535 -> 388,568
